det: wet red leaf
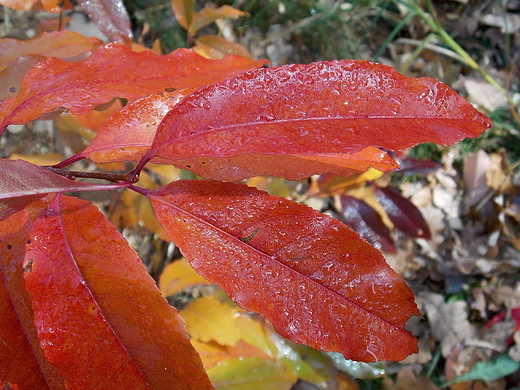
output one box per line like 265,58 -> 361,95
374,185 -> 431,239
0,43 -> 268,133
146,180 -> 420,362
0,200 -> 63,390
144,60 -> 491,181
340,195 -> 397,253
80,90 -> 194,163
21,195 -> 212,389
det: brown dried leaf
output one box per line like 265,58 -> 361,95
419,292 -> 477,357
464,150 -> 491,207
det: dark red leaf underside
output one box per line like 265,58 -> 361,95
374,185 -> 431,239
0,160 -> 125,221
143,60 -> 491,181
146,180 -> 420,362
395,156 -> 442,175
340,195 -> 397,253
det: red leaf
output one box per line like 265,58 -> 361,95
374,185 -> 431,239
22,195 -> 212,389
395,156 -> 441,175
143,60 -> 491,181
340,195 -> 397,253
0,44 -> 268,133
79,90 -> 194,163
146,180 -> 420,362
0,160 -> 126,221
76,0 -> 132,46
0,198 -> 64,390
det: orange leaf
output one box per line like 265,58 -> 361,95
194,35 -> 254,60
159,257 -> 211,297
189,5 -> 247,36
146,180 -> 421,362
191,340 -> 271,371
70,99 -> 123,132
0,31 -> 100,68
170,0 -> 195,30
0,44 -> 268,133
21,195 -> 212,389
144,60 -> 491,181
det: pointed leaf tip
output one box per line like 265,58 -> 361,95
148,180 -> 420,362
147,60 -> 491,181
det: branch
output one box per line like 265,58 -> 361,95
43,167 -> 139,183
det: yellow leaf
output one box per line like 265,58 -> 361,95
206,357 -> 297,390
171,0 -> 195,30
181,296 -> 241,346
191,337 -> 272,370
8,153 -> 63,166
236,315 -> 273,356
246,176 -> 293,198
159,257 -> 211,297
189,5 -> 247,36
194,35 -> 254,60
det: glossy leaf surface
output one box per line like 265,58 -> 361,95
0,199 -> 64,390
0,160 -> 125,221
80,90 -> 192,163
147,180 -> 420,362
0,43 -> 267,133
374,185 -> 431,239
145,60 -> 491,181
22,195 -> 212,389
